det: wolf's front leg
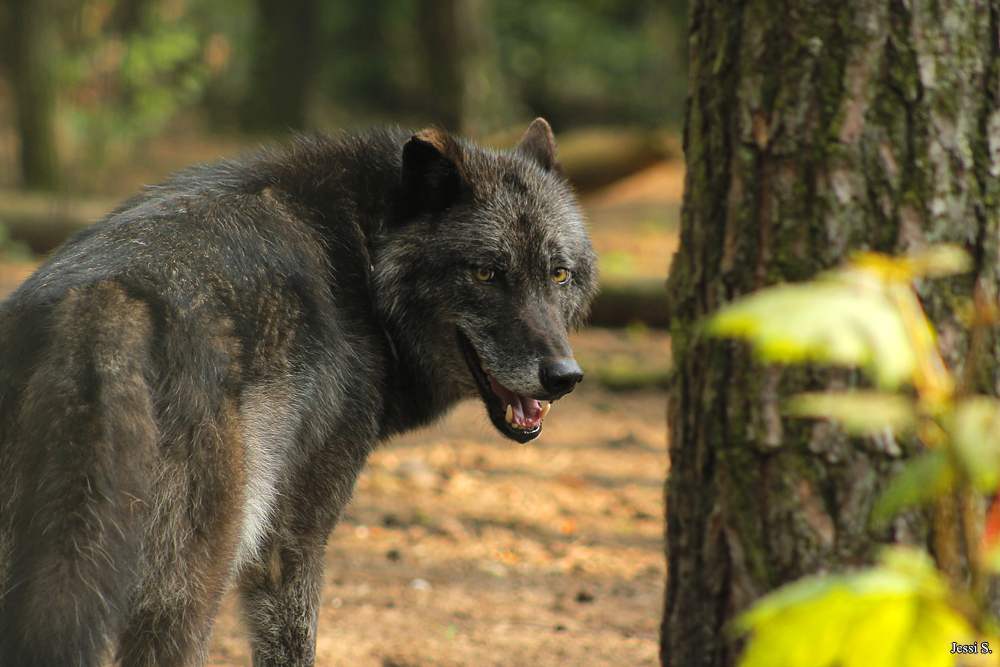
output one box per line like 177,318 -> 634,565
239,537 -> 326,667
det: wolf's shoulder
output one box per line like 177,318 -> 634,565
0,136 -> 380,317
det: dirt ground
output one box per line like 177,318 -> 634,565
0,136 -> 682,666
208,354 -> 668,667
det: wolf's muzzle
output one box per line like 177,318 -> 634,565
540,358 -> 584,398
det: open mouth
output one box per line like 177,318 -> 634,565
457,331 -> 549,443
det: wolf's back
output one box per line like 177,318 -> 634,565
0,280 -> 158,666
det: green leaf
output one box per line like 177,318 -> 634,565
948,397 -> 1000,492
871,449 -> 955,527
708,283 -> 916,390
735,548 -> 975,667
785,392 -> 918,436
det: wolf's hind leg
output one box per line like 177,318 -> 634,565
0,282 -> 157,667
115,583 -> 227,667
239,537 -> 326,667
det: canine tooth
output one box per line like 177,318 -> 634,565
541,402 -> 551,419
481,363 -> 489,374
505,405 -> 513,424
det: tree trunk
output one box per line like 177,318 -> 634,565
454,0 -> 511,138
662,1 -> 1000,665
418,0 -> 463,131
418,0 -> 511,137
5,0 -> 59,191
241,0 -> 318,134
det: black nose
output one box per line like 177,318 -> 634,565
539,358 -> 584,397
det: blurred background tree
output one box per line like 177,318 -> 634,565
0,0 -> 687,192
239,0 -> 317,133
2,0 -> 60,191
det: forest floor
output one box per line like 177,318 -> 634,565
210,359 -> 669,667
0,130 -> 682,666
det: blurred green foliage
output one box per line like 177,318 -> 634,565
57,0 -> 216,160
0,0 -> 685,179
493,0 -> 685,128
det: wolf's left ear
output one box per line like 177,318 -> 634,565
514,118 -> 560,173
401,129 -> 466,214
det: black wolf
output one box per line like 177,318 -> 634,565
0,119 -> 595,666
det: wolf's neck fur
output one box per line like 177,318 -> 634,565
246,130 -> 468,440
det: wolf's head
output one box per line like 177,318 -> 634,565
373,119 -> 597,443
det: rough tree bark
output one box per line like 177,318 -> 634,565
663,1 -> 1000,665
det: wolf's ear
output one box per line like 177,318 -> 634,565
401,129 -> 465,214
514,118 -> 560,172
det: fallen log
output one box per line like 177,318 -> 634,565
486,125 -> 680,193
588,277 -> 669,328
0,191 -> 116,254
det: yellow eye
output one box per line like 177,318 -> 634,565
552,267 -> 570,284
474,267 -> 495,282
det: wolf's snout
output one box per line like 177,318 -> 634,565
540,359 -> 583,397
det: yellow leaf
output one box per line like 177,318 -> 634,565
849,245 -> 972,281
904,245 -> 974,279
785,392 -> 917,435
736,548 -> 976,667
708,283 -> 916,389
838,594 -> 914,667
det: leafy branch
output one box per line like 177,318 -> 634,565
708,245 -> 1000,667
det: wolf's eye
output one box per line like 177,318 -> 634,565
473,267 -> 495,283
552,267 -> 571,284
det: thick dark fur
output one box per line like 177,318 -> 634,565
0,120 -> 595,666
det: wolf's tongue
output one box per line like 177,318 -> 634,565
488,376 -> 543,429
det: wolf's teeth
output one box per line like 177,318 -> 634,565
541,402 -> 551,419
505,405 -> 513,424
481,363 -> 489,374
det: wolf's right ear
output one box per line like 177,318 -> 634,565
401,129 -> 465,214
514,118 -> 560,173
